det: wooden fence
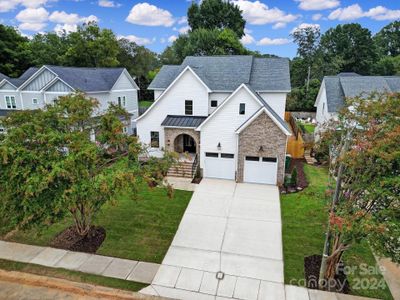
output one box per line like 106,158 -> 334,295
285,112 -> 305,159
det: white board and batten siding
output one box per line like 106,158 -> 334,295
258,92 -> 287,119
208,92 -> 230,114
137,69 -> 209,154
23,69 -> 56,91
200,86 -> 263,178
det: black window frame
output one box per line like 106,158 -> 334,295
245,156 -> 260,161
211,100 -> 218,107
185,100 -> 193,115
150,131 -> 159,148
239,103 -> 246,115
262,157 -> 277,162
205,152 -> 219,158
221,153 -> 234,158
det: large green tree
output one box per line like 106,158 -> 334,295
28,32 -> 68,66
63,22 -> 120,67
161,28 -> 248,64
188,0 -> 245,38
0,24 -> 33,77
374,21 -> 400,57
320,23 -> 378,75
0,93 -> 175,236
316,93 -> 400,285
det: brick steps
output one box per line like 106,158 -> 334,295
167,162 -> 194,178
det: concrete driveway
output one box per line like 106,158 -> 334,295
141,178 -> 284,299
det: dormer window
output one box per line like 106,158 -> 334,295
239,103 -> 245,115
185,100 -> 193,115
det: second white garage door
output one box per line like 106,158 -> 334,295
243,156 -> 278,185
204,152 -> 235,180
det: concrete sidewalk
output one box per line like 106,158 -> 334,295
0,240 -> 160,284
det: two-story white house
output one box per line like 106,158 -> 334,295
0,66 -> 139,134
136,56 -> 291,185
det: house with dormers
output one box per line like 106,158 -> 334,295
0,66 -> 139,134
136,56 -> 291,185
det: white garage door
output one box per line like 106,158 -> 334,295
204,152 -> 235,180
243,156 -> 278,185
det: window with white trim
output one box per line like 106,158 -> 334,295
118,96 -> 126,107
185,100 -> 193,115
5,96 -> 16,109
239,103 -> 245,115
32,98 -> 38,105
150,131 -> 159,148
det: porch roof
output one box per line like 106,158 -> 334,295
161,115 -> 207,128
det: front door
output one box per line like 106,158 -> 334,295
183,135 -> 196,153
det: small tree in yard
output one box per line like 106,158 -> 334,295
0,93 -> 175,238
316,92 -> 400,288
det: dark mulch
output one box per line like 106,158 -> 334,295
287,158 -> 308,188
50,226 -> 106,253
304,254 -> 350,294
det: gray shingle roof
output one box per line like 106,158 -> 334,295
45,66 -> 126,92
149,56 -> 291,92
0,72 -> 8,81
161,115 -> 207,127
19,67 -> 39,80
324,75 -> 400,113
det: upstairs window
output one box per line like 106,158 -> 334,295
150,131 -> 159,148
211,100 -> 218,107
118,96 -> 126,107
239,103 -> 245,115
185,100 -> 193,115
5,96 -> 16,109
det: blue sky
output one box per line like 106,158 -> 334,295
0,0 -> 399,58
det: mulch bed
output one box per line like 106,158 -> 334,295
287,158 -> 308,189
304,254 -> 350,294
191,177 -> 202,184
50,226 -> 106,253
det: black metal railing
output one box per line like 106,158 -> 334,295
192,154 -> 198,178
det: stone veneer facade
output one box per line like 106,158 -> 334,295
237,112 -> 288,185
164,128 -> 200,154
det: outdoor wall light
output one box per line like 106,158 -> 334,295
217,142 -> 221,150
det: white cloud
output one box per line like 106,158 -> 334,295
272,22 -> 286,29
49,10 -> 80,24
54,23 -> 77,34
126,2 -> 175,27
98,0 -> 120,8
312,13 -> 322,20
81,14 -> 98,23
19,21 -> 46,31
0,0 -> 52,12
173,25 -> 190,34
291,23 -> 320,33
329,4 -> 400,21
16,7 -> 48,23
256,37 -> 291,46
118,34 -> 153,45
177,16 -> 187,25
168,35 -> 177,43
241,32 -> 255,44
232,0 -> 298,27
296,0 -> 340,11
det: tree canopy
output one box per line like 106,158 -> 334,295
188,0 -> 245,38
374,21 -> 400,57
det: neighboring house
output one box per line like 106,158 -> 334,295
0,66 -> 139,134
315,73 -> 400,128
136,56 -> 291,185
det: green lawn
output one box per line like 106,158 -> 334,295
6,184 -> 192,263
139,100 -> 153,108
0,259 -> 147,292
281,164 -> 393,300
297,121 -> 316,134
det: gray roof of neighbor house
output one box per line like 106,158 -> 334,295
0,72 -> 8,82
0,109 -> 17,118
161,115 -> 207,127
1,66 -> 135,91
323,74 -> 400,113
149,56 -> 291,92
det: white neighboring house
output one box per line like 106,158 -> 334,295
315,73 -> 400,130
136,56 -> 292,185
0,66 -> 139,134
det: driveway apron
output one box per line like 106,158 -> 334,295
141,178 -> 284,300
